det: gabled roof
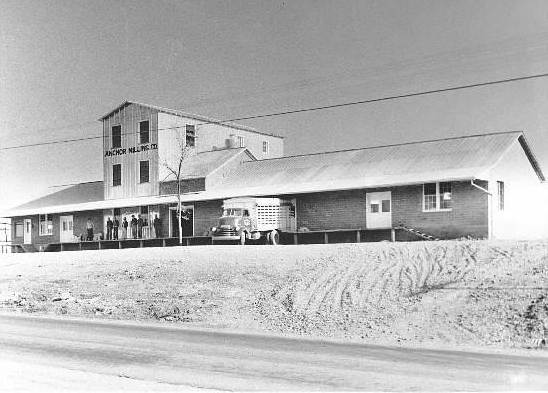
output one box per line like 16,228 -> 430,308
2,131 -> 544,218
163,148 -> 255,181
211,131 -> 545,195
99,100 -> 283,139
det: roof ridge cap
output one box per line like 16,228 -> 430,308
245,130 -> 524,163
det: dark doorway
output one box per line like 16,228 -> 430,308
171,208 -> 193,238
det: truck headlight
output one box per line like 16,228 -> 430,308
211,227 -> 217,232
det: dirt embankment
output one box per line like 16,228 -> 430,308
1,241 -> 547,349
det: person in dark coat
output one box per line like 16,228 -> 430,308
86,218 -> 94,241
106,217 -> 113,240
153,214 -> 162,238
137,214 -> 144,238
131,215 -> 138,239
113,217 -> 119,240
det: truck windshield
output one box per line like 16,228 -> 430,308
223,208 -> 243,216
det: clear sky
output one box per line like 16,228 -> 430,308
1,0 -> 547,210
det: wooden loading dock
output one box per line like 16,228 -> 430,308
11,228 -> 411,253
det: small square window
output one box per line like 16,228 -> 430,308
185,124 -> 195,147
370,203 -> 379,213
39,214 -> 53,236
139,120 -> 150,144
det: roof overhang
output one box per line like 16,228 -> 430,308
2,169 -> 485,218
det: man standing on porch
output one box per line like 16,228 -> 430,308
113,217 -> 119,240
86,218 -> 94,241
153,214 -> 162,238
131,215 -> 137,239
121,217 -> 128,240
137,214 -> 144,238
106,217 -> 113,240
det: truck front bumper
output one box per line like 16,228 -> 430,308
212,235 -> 241,241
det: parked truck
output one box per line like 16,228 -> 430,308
211,197 -> 296,245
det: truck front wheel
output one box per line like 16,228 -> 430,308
269,230 -> 280,245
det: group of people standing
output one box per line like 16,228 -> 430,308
103,214 -> 162,240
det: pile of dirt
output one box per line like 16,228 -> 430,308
0,241 -> 547,349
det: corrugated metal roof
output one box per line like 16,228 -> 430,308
211,131 -> 543,193
3,131 -> 544,218
98,101 -> 283,139
10,181 -> 104,212
163,148 -> 253,181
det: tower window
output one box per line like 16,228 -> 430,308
112,125 -> 121,148
185,124 -> 195,147
139,120 -> 150,144
113,164 -> 122,187
139,160 -> 150,184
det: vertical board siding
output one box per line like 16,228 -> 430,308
103,103 -> 159,200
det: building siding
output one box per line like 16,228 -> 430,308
103,103 -> 160,200
294,181 -> 489,239
160,178 -> 206,195
194,200 -> 223,236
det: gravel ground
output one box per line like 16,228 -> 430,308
0,241 -> 547,350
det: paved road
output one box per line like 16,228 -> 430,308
1,314 -> 547,391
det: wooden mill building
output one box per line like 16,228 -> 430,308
3,101 -> 546,251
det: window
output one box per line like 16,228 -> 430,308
439,182 -> 452,209
370,202 -> 380,213
185,124 -> 195,147
262,141 -> 269,154
39,214 -> 53,236
497,181 -> 505,211
237,135 -> 245,148
139,120 -> 150,144
112,125 -> 121,148
139,160 -> 149,183
15,222 -> 23,237
381,199 -> 391,212
112,164 -> 121,187
114,208 -> 121,217
423,182 -> 452,211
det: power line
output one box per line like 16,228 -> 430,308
2,71 -> 548,152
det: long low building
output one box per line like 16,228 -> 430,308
3,101 -> 546,250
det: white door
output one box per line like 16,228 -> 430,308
366,191 -> 392,229
23,219 -> 32,244
60,215 -> 74,242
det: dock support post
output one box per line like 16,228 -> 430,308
118,241 -> 122,249
139,240 -> 143,248
324,232 -> 329,244
79,242 -> 82,251
162,239 -> 166,247
293,233 -> 298,245
356,230 -> 361,243
185,238 -> 190,246
98,241 -> 101,250
391,229 -> 396,242
60,244 -> 64,252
